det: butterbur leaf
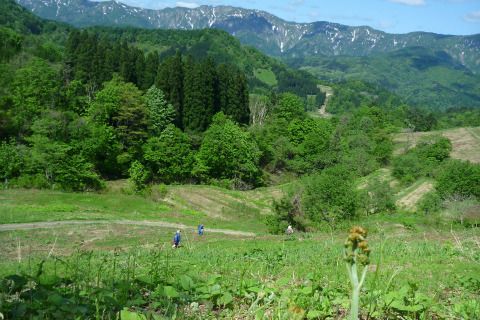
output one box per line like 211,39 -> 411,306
218,292 -> 233,306
255,309 -> 265,320
307,310 -> 322,319
276,277 -> 289,286
163,286 -> 179,298
247,286 -> 261,293
300,286 -> 313,295
120,308 -> 147,320
209,284 -> 221,295
179,275 -> 194,291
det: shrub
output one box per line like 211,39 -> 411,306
436,160 -> 480,199
302,165 -> 359,226
194,113 -> 262,188
392,136 -> 452,184
266,191 -> 310,234
360,177 -> 396,215
128,160 -> 150,193
417,191 -> 442,215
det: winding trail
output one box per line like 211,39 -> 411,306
0,220 -> 256,237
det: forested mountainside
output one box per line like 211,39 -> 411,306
16,0 -> 480,110
288,46 -> 480,110
17,0 -> 480,73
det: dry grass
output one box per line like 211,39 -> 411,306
164,185 -> 283,219
393,126 -> 480,163
396,181 -> 434,210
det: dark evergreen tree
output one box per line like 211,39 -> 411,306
156,51 -> 184,128
142,51 -> 159,90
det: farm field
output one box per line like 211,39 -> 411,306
393,126 -> 480,163
0,186 -> 479,319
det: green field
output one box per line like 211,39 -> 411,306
254,68 -> 278,87
0,186 -> 479,319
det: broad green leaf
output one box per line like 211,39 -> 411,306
218,292 -> 233,306
120,309 -> 147,320
163,286 -> 179,298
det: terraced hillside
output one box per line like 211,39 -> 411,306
394,127 -> 480,163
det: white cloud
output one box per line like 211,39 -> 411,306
176,1 -> 200,8
388,0 -> 426,6
464,11 -> 480,22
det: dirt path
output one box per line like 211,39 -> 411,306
0,220 -> 256,237
396,181 -> 433,210
318,85 -> 333,118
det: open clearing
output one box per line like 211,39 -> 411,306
0,184 -> 284,233
393,126 -> 480,163
1,187 -> 479,319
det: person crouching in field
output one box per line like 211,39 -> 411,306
198,224 -> 204,236
172,230 -> 181,248
286,225 -> 293,235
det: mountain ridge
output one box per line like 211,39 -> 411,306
16,0 -> 480,74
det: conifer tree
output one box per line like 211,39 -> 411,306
156,51 -> 184,128
144,86 -> 175,135
143,51 -> 159,90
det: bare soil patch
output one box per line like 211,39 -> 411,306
396,181 -> 434,210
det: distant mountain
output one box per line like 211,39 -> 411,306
16,0 -> 480,74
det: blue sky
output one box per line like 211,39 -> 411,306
103,0 -> 480,35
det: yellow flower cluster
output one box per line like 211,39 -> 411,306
344,226 -> 370,266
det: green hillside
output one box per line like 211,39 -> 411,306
0,0 -> 319,99
289,46 -> 480,110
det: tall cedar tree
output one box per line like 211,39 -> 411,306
156,51 -> 184,128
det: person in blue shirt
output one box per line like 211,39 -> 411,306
198,224 -> 204,236
173,230 -> 181,248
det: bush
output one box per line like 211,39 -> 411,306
392,136 -> 452,184
266,191 -> 310,234
10,174 -> 50,189
143,125 -> 195,184
195,113 -> 262,188
302,165 -> 359,226
417,191 -> 442,215
128,160 -> 150,194
360,177 -> 396,215
436,160 -> 480,199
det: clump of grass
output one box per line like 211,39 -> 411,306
344,226 -> 370,320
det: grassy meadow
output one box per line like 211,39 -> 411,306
0,182 -> 479,319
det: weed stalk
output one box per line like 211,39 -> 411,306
344,226 -> 370,320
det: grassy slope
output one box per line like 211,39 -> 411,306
393,126 -> 480,163
357,126 -> 480,211
0,182 -> 285,233
0,210 -> 478,319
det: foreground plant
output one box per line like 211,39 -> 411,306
344,226 -> 370,320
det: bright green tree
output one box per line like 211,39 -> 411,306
143,124 -> 194,184
89,75 -> 149,169
144,86 -> 175,135
195,112 -> 262,187
128,160 -> 149,193
302,165 -> 358,225
11,58 -> 59,135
